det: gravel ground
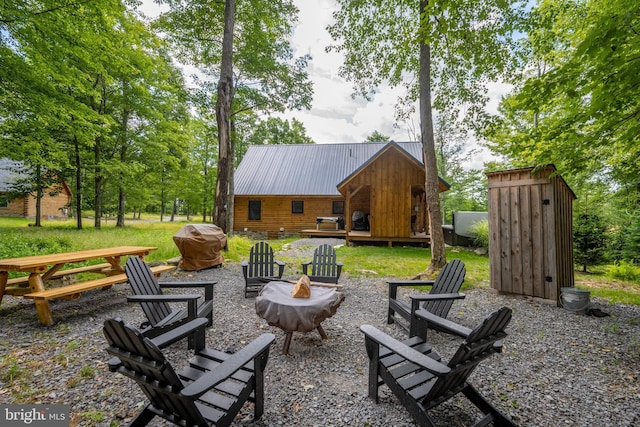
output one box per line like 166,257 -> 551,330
1,238 -> 639,426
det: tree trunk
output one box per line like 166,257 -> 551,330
94,136 -> 102,229
213,0 -> 235,233
34,163 -> 42,227
170,198 -> 177,221
419,3 -> 446,270
228,119 -> 237,235
116,101 -> 129,228
73,135 -> 83,229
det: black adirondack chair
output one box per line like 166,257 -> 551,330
387,258 -> 466,334
301,244 -> 343,283
241,242 -> 285,297
361,306 -> 516,427
103,317 -> 275,427
125,256 -> 216,346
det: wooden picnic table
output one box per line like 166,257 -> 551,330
0,246 -> 159,326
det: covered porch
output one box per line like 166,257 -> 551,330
300,228 -> 430,247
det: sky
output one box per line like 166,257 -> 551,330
139,0 -> 512,169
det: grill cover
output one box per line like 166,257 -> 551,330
173,224 -> 227,270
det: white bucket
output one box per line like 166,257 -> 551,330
560,287 -> 591,314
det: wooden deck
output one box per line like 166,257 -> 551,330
301,229 -> 430,247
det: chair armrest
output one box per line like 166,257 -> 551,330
414,309 -> 472,338
409,292 -> 466,302
181,333 -> 276,398
360,325 -> 450,375
409,293 -> 466,322
388,280 -> 436,287
388,280 -> 435,300
127,294 -> 201,303
158,281 -> 217,287
150,317 -> 208,350
159,281 -> 215,301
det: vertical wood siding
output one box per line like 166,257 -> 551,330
487,166 -> 575,304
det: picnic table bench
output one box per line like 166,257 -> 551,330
0,246 -> 162,326
24,265 -> 175,301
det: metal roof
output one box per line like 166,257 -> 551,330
0,158 -> 28,192
234,142 -> 425,196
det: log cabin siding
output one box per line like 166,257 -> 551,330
234,195 -> 345,234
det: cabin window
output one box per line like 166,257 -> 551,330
292,200 -> 304,214
248,200 -> 261,220
0,196 -> 8,208
332,201 -> 344,215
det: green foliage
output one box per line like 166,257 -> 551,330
485,0 -> 640,191
620,212 -> 640,263
0,233 -> 72,260
469,219 -> 489,249
365,131 -> 391,143
574,212 -> 608,272
239,117 -> 314,161
607,261 -> 640,282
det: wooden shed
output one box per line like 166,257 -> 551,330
487,165 -> 576,304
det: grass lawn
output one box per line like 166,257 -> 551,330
1,216 -> 638,304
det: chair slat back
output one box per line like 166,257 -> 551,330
248,242 -> 276,278
312,244 -> 338,277
125,256 -> 173,326
423,259 -> 466,317
103,318 -> 209,426
424,307 -> 512,403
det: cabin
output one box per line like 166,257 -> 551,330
233,142 -> 450,246
0,158 -> 72,219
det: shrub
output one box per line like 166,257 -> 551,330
607,260 -> 640,282
469,219 -> 489,249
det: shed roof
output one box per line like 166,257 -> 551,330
235,142 -> 432,196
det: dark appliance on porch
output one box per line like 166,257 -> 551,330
352,211 -> 370,231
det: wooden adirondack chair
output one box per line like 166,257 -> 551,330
301,244 -> 343,283
387,258 -> 466,334
103,317 -> 275,427
361,306 -> 516,427
241,242 -> 285,297
125,256 -> 216,346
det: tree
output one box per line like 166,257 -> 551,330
365,131 -> 391,143
1,0 -> 192,228
327,0 -> 527,270
241,117 -> 313,150
153,0 -> 313,233
574,212 -> 607,273
486,0 -> 640,191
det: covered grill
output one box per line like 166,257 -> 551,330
172,224 -> 227,270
